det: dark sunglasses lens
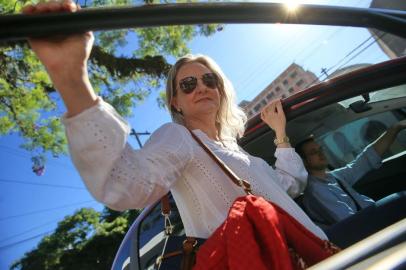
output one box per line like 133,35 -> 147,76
202,73 -> 218,88
179,77 -> 197,94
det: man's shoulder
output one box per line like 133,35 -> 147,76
304,174 -> 334,196
307,174 -> 336,185
303,176 -> 319,196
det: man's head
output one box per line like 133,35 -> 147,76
295,137 -> 329,172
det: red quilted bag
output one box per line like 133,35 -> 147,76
194,195 -> 340,270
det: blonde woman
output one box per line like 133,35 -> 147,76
23,0 -> 327,241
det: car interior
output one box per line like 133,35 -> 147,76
243,84 -> 406,201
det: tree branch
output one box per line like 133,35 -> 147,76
90,45 -> 171,78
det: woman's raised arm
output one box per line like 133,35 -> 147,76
22,0 -> 98,117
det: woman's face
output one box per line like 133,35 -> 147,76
172,62 -> 221,122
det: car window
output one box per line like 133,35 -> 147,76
339,84 -> 406,108
315,84 -> 406,168
138,195 -> 184,270
319,109 -> 405,166
112,235 -> 131,270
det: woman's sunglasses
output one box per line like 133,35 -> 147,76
178,73 -> 219,94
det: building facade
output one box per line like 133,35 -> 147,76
240,63 -> 318,119
369,0 -> 406,58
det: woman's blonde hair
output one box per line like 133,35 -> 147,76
166,54 -> 247,140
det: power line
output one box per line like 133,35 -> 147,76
253,0 -> 364,93
0,200 -> 97,222
236,0 -> 373,102
0,144 -> 73,172
319,34 -> 375,78
334,33 -> 387,72
254,26 -> 343,96
236,0 -> 349,101
236,25 -> 312,100
0,217 -> 62,244
0,178 -> 87,190
305,31 -> 386,88
0,230 -> 54,250
296,27 -> 343,65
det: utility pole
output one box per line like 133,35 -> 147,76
129,129 -> 150,148
321,68 -> 329,79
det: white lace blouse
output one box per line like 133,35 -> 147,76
62,98 -> 327,239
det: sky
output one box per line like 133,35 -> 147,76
0,0 -> 396,268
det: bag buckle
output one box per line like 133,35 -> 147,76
155,255 -> 163,269
183,238 -> 198,248
163,214 -> 173,235
238,179 -> 252,195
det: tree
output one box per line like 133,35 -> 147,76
11,207 -> 141,270
0,0 -> 221,173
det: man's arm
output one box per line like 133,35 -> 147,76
332,120 -> 406,186
372,120 -> 406,157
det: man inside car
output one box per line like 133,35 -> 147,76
295,119 -> 406,247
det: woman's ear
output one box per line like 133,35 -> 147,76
171,96 -> 178,111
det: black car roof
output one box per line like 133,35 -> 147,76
1,2 -> 406,42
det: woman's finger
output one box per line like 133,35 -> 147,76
275,100 -> 283,114
46,1 -> 64,12
24,1 -> 65,14
270,100 -> 278,114
62,0 -> 78,12
263,102 -> 271,113
35,2 -> 50,13
22,4 -> 35,14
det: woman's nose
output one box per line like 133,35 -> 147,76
195,79 -> 208,93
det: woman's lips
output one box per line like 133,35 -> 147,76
195,97 -> 212,103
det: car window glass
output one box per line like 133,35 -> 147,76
339,84 -> 406,108
318,109 -> 406,168
138,195 -> 184,270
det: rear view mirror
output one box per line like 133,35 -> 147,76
350,93 -> 372,113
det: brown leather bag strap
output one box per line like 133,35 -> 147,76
161,193 -> 171,216
158,129 -> 252,270
189,130 -> 252,195
160,130 -> 252,213
160,129 -> 251,218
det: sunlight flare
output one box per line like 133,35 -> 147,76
284,0 -> 300,12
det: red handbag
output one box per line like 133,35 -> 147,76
156,131 -> 340,270
194,195 -> 340,270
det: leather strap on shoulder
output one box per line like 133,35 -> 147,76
189,130 -> 252,195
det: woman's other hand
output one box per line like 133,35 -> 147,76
261,99 -> 288,143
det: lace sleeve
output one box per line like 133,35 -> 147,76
63,99 -> 194,211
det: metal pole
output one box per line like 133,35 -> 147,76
1,2 -> 406,42
130,129 -> 151,149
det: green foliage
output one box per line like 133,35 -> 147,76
0,0 -> 29,14
11,207 -> 141,270
0,0 -> 222,172
2,1 -> 221,267
2,0 -> 222,268
157,90 -> 167,109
